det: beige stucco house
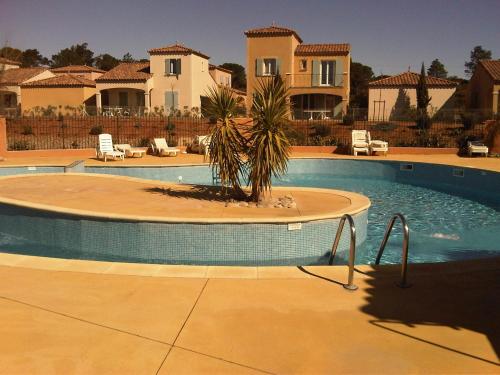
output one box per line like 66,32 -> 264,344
467,60 -> 500,116
95,44 -> 232,116
245,25 -> 350,119
0,57 -> 21,71
0,67 -> 55,116
20,74 -> 96,114
368,72 -> 458,121
51,65 -> 105,81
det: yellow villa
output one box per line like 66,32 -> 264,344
467,59 -> 500,116
95,44 -> 236,116
245,25 -> 351,119
368,72 -> 458,121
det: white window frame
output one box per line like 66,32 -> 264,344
320,60 -> 334,86
263,58 -> 277,76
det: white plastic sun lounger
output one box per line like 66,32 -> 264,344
114,143 -> 147,158
368,132 -> 388,156
351,130 -> 370,156
97,133 -> 125,162
152,138 -> 180,157
467,141 -> 488,157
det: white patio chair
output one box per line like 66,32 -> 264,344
152,138 -> 180,157
467,141 -> 488,157
351,130 -> 370,156
368,132 -> 389,156
114,143 -> 147,158
97,134 -> 125,162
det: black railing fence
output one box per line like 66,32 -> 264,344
5,109 -> 495,151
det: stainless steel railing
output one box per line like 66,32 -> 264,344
329,214 -> 358,291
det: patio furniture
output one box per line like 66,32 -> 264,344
303,109 -> 331,120
152,138 -> 180,157
114,144 -> 147,158
467,141 -> 488,157
190,135 -> 211,155
369,135 -> 389,156
351,130 -> 370,156
97,134 -> 125,162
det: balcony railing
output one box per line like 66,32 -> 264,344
285,73 -> 345,88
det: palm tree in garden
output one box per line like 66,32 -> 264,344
248,75 -> 291,202
204,85 -> 247,198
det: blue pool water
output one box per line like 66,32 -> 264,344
87,159 -> 500,265
0,159 -> 499,265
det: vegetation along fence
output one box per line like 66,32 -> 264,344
5,109 -> 492,151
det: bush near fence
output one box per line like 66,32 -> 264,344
5,110 -> 490,151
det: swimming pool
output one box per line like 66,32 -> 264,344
1,159 -> 499,265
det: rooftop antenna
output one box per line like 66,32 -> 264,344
408,66 -> 411,72
272,20 -> 276,26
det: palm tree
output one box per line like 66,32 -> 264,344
204,85 -> 247,199
248,75 -> 291,202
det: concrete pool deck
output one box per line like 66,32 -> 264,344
0,152 -> 499,373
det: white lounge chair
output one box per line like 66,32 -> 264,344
351,130 -> 370,156
369,132 -> 389,156
190,135 -> 211,155
467,141 -> 488,157
114,143 -> 147,158
97,134 -> 125,162
152,138 -> 180,157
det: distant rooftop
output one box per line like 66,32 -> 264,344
369,71 -> 458,88
148,43 -> 210,59
209,64 -> 232,74
51,65 -> 105,74
95,62 -> 151,82
21,74 -> 96,88
0,67 -> 48,85
0,57 -> 21,66
244,25 -> 303,43
479,60 -> 500,82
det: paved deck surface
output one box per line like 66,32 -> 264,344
0,174 -> 369,222
0,257 -> 498,374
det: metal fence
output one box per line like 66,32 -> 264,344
5,109 -> 495,151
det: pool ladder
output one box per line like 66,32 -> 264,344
212,169 -> 221,185
329,213 -> 411,291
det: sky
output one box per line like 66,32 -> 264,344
1,0 -> 499,77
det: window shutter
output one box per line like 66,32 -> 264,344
276,59 -> 281,75
172,91 -> 178,109
312,60 -> 320,86
165,59 -> 170,75
165,91 -> 173,109
335,59 -> 343,86
176,59 -> 182,75
255,58 -> 263,77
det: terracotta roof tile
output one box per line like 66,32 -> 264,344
0,57 -> 21,66
0,67 -> 48,85
479,60 -> 500,82
21,74 -> 96,88
295,43 -> 350,56
148,43 -> 209,59
209,64 -> 232,74
369,71 -> 458,88
244,25 -> 303,43
51,65 -> 105,74
95,62 -> 152,82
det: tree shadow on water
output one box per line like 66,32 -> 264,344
360,257 -> 500,367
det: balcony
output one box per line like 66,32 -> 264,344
285,73 -> 345,89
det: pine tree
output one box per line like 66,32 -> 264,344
416,63 -> 432,129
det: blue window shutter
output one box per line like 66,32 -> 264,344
255,58 -> 263,76
312,60 -> 320,86
165,59 -> 170,74
176,59 -> 181,75
172,91 -> 178,109
335,59 -> 343,86
276,59 -> 281,75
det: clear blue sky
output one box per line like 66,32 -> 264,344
1,0 -> 498,77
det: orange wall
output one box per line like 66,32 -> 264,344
0,117 -> 6,156
20,86 -> 96,113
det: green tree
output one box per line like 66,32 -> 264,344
248,75 -> 291,202
94,53 -> 120,71
349,60 -> 374,107
427,59 -> 448,79
205,85 -> 247,198
0,46 -> 23,62
122,52 -> 135,62
220,63 -> 246,91
416,63 -> 432,129
20,49 -> 49,67
51,43 -> 94,67
465,46 -> 492,77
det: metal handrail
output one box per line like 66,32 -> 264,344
375,213 -> 411,288
329,214 -> 358,291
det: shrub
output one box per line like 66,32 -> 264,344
21,125 -> 33,135
373,122 -> 397,132
10,140 -> 32,150
138,138 -> 150,147
342,113 -> 354,126
311,123 -> 332,138
71,141 -> 79,149
416,113 -> 432,130
89,125 -> 103,135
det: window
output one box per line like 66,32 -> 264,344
320,61 -> 334,86
201,61 -> 205,72
263,58 -> 277,76
299,59 -> 307,71
226,76 -> 230,86
118,92 -> 128,106
165,59 -> 182,75
165,91 -> 179,110
136,92 -> 145,107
